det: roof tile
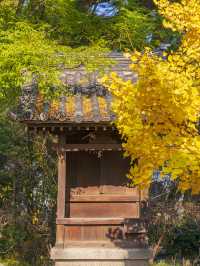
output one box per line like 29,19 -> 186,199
18,53 -> 135,124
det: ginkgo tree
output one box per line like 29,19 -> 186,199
103,0 -> 200,194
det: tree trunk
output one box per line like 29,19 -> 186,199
16,0 -> 26,15
149,232 -> 165,264
28,0 -> 45,18
182,258 -> 191,266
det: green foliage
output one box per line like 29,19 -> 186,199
0,258 -> 29,266
0,0 -> 180,264
0,21 -> 108,105
0,1 -> 112,107
0,0 -> 177,108
148,205 -> 200,262
152,262 -> 180,266
43,0 -> 160,50
0,113 -> 56,265
165,217 -> 200,260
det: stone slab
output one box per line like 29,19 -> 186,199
55,260 -> 149,266
51,247 -> 151,266
51,247 -> 151,260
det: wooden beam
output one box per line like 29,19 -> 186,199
69,194 -> 139,202
56,218 -> 126,225
57,135 -> 66,218
61,143 -> 122,151
56,217 -> 144,226
56,134 -> 66,246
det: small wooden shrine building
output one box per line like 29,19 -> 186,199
17,53 -> 150,266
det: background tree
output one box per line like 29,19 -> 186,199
104,0 -> 200,194
0,0 -> 181,264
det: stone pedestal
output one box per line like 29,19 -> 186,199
51,247 -> 151,266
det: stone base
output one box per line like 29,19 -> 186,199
53,258 -> 150,265
51,247 -> 151,266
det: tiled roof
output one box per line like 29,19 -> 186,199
18,53 -> 137,124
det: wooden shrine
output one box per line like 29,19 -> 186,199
17,53 -> 151,266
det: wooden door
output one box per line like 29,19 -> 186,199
63,151 -> 142,245
66,151 -> 139,218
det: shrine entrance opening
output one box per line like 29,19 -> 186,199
54,129 -> 148,253
67,151 -> 139,219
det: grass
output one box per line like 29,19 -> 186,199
153,262 -> 180,266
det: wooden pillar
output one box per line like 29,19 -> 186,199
56,134 -> 66,247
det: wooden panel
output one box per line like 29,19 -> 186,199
57,218 -> 126,225
65,225 -> 81,241
57,217 -> 144,226
70,194 -> 139,202
70,202 -> 139,218
56,225 -> 65,247
64,225 -> 124,242
100,151 -> 136,194
66,151 -> 140,221
70,186 -> 100,196
100,186 -> 138,195
67,151 -> 139,197
68,151 -> 100,189
63,143 -> 122,151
